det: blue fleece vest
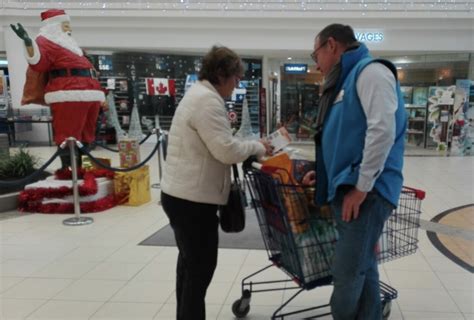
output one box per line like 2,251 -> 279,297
315,44 -> 407,207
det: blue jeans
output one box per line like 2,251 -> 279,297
330,187 -> 394,320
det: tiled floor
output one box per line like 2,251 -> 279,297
1,145 -> 473,319
431,205 -> 474,268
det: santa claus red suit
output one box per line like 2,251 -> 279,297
24,9 -> 105,147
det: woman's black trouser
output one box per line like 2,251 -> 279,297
161,192 -> 219,320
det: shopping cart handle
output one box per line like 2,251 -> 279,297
402,186 -> 426,200
250,162 -> 289,175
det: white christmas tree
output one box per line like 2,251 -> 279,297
128,105 -> 143,140
105,91 -> 126,141
235,98 -> 258,140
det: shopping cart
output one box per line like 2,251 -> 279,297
231,164 -> 425,320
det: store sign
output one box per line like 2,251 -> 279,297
98,55 -> 112,71
355,32 -> 384,43
284,64 -> 307,74
231,82 -> 246,102
185,74 -> 198,93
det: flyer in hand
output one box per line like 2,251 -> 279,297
267,127 -> 291,152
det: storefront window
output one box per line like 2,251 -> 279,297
278,61 -> 322,141
273,53 -> 473,155
386,53 -> 472,155
88,51 -> 262,143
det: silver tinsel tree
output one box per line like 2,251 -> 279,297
235,98 -> 258,140
128,105 -> 143,140
105,91 -> 126,141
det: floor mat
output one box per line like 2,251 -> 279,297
139,209 -> 266,250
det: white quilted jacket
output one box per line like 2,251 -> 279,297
161,80 -> 265,205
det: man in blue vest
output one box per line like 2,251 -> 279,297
303,24 -> 407,319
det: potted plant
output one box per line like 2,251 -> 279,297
0,148 -> 50,212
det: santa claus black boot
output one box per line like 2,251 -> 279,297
58,146 -> 71,169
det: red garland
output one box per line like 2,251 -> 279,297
79,172 -> 99,196
19,173 -> 98,203
19,168 -> 116,213
18,194 -> 118,214
54,168 -> 114,180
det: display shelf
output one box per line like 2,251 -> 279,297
405,103 -> 427,147
405,104 -> 427,109
407,130 -> 424,134
280,81 -> 319,137
98,76 -> 132,143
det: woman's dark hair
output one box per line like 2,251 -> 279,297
198,45 -> 244,85
317,24 -> 357,47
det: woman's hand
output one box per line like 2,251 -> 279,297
302,170 -> 316,186
260,139 -> 273,156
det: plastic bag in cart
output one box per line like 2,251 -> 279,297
280,210 -> 339,284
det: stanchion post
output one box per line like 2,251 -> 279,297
151,128 -> 163,190
157,129 -> 164,183
152,114 -> 162,190
63,138 -> 94,226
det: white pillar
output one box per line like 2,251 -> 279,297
4,27 -> 29,109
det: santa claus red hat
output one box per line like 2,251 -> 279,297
40,9 -> 70,25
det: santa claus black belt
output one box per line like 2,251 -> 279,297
50,68 -> 98,79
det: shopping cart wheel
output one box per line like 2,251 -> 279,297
232,299 -> 250,318
382,300 -> 392,320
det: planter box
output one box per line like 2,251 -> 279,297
0,171 -> 51,213
0,191 -> 19,212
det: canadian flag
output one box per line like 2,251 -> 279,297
146,78 -> 176,96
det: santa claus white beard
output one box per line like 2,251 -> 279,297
39,23 -> 83,56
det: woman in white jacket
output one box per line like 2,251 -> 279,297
160,46 -> 271,320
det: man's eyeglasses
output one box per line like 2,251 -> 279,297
310,40 -> 328,64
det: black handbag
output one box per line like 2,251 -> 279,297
219,164 -> 246,233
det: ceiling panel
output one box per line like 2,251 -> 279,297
2,0 -> 473,14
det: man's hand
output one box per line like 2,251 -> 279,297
342,187 -> 367,222
10,23 -> 32,46
302,170 -> 316,186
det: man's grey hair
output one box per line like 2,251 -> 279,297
317,24 -> 358,47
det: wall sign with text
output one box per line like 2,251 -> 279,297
284,64 -> 308,74
355,32 -> 384,43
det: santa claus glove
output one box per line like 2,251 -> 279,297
10,23 -> 32,46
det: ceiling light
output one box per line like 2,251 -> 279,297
395,59 -> 410,64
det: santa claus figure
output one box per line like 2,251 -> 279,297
11,9 -> 105,169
